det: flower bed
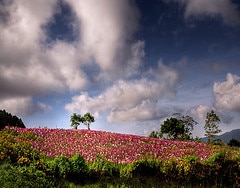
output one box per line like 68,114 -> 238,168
5,127 -> 215,163
1,127 -> 240,186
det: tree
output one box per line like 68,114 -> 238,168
70,113 -> 82,130
172,113 -> 198,140
0,110 -> 25,129
149,131 -> 160,138
204,110 -> 221,143
160,113 -> 197,141
160,118 -> 184,140
82,112 -> 94,130
228,139 -> 240,147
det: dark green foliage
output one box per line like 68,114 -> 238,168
160,113 -> 197,141
204,151 -> 240,186
70,112 -> 95,130
204,110 -> 221,143
0,163 -> 55,188
70,113 -> 82,129
88,155 -> 121,179
82,112 -> 95,130
44,154 -> 90,185
161,117 -> 185,140
149,131 -> 160,138
228,139 -> 240,147
131,157 -> 163,177
46,155 -> 71,178
0,110 -> 25,129
69,154 -> 88,182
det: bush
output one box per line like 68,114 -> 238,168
120,157 -> 163,179
0,129 -> 42,166
69,154 -> 88,182
204,150 -> 240,186
228,139 -> 240,147
88,156 -> 121,179
0,163 -> 55,188
132,157 -> 162,177
46,155 -> 71,179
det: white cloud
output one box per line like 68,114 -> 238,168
44,42 -> 88,91
190,105 -> 211,120
213,73 -> 240,112
0,0 -> 142,115
167,0 -> 240,26
0,97 -> 33,116
65,61 -> 179,123
107,100 -> 166,123
0,96 -> 54,116
125,40 -> 146,77
0,0 -> 89,95
65,0 -> 142,80
37,102 -> 52,113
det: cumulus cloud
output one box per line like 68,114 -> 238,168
213,73 -> 240,112
0,0 -> 89,95
65,61 -> 179,123
37,102 -> 53,113
166,0 -> 240,26
65,0 -> 143,80
108,100 -> 167,123
0,97 -> 33,115
0,0 -> 143,115
0,97 -> 52,115
190,105 -> 211,120
190,104 -> 234,126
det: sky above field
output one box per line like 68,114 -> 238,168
1,0 -> 240,137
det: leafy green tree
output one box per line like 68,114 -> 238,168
173,113 -> 198,140
0,110 -> 25,129
228,139 -> 240,147
70,113 -> 82,130
160,113 -> 197,140
204,110 -> 221,143
149,131 -> 160,138
160,118 -> 184,140
82,112 -> 94,130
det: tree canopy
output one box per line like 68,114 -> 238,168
70,112 -> 94,130
0,110 -> 25,129
82,112 -> 95,130
153,113 -> 198,141
70,113 -> 82,129
204,110 -> 221,143
228,139 -> 240,147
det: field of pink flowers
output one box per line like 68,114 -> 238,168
7,127 -> 216,163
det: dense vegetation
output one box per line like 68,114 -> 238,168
1,127 -> 240,187
150,111 -> 223,145
70,112 -> 95,130
0,110 -> 25,129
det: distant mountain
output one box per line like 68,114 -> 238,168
201,129 -> 240,143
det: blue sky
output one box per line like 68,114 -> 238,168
1,0 -> 240,137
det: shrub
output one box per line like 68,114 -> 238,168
69,154 -> 88,182
0,129 -> 42,166
132,157 -> 162,177
46,155 -> 71,179
88,155 -> 120,179
0,163 -> 55,188
120,157 -> 163,178
228,139 -> 240,147
120,162 -> 136,178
